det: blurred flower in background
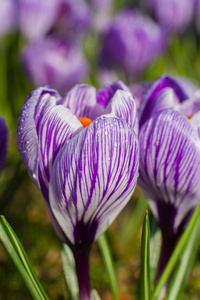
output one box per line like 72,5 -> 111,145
17,0 -> 91,42
0,0 -> 16,38
17,0 -> 59,42
0,116 -> 7,172
89,0 -> 112,33
142,0 -> 196,34
22,37 -> 88,94
100,9 -> 166,77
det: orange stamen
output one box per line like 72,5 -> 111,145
187,115 -> 193,120
78,117 -> 92,128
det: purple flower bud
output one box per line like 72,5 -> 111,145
17,82 -> 139,299
0,116 -> 7,172
101,9 -> 166,75
143,0 -> 196,34
138,74 -> 200,276
22,37 -> 88,94
17,81 -> 139,246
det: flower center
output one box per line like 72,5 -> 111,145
187,115 -> 193,120
78,117 -> 92,128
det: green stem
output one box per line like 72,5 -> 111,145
152,204 -> 200,299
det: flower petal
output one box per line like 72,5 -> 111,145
139,75 -> 188,128
17,86 -> 60,185
96,80 -> 129,108
106,90 -> 138,133
176,90 -> 200,117
36,102 -> 82,200
49,117 -> 139,246
138,109 -> 200,235
60,84 -> 98,119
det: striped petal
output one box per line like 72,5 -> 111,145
138,110 -> 200,236
139,75 -> 188,128
176,90 -> 200,117
49,117 -> 139,247
106,90 -> 138,133
17,86 -> 60,186
60,84 -> 100,119
96,80 -> 129,108
36,102 -> 82,201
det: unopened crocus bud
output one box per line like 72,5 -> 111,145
101,9 -> 166,76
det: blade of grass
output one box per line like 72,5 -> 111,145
167,218 -> 200,300
139,210 -> 151,300
98,232 -> 119,300
151,203 -> 200,299
0,215 -> 49,300
149,214 -> 161,286
61,243 -> 79,300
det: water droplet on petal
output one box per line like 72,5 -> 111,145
33,173 -> 37,180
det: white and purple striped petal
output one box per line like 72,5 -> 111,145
60,81 -> 136,129
139,75 -> 188,128
138,109 -> 200,237
49,117 -> 139,246
17,87 -> 60,186
60,84 -> 99,119
106,90 -> 138,134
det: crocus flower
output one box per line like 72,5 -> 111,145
143,0 -> 195,34
17,0 -> 59,41
22,37 -> 88,94
0,116 -> 7,172
53,0 -> 91,38
138,75 -> 200,277
100,9 -> 166,76
17,0 -> 91,41
17,81 -> 139,299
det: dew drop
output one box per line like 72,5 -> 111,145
32,173 -> 37,180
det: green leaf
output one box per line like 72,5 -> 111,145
98,232 -> 119,300
149,214 -> 162,286
152,203 -> 200,300
0,215 -> 49,300
61,243 -> 79,300
140,210 -> 151,300
167,218 -> 200,300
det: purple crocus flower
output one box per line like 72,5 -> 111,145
17,0 -> 59,41
53,0 -> 91,37
101,9 -> 166,76
138,74 -> 200,277
17,81 -> 139,299
0,116 -> 7,172
17,0 -> 91,41
22,37 -> 88,94
143,0 -> 195,34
